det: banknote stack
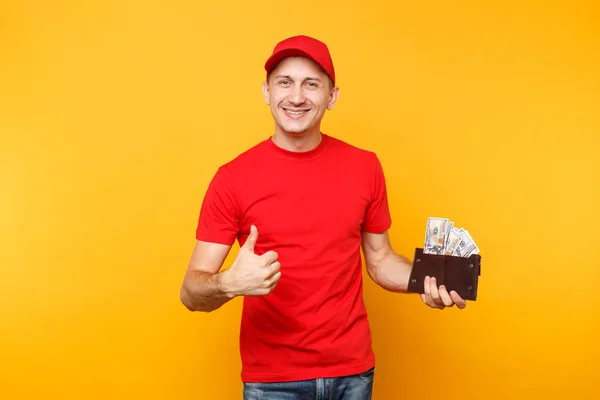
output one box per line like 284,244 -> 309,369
423,217 -> 480,257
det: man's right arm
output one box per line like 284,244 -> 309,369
180,240 -> 235,312
180,225 -> 281,312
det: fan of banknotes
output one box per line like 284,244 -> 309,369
424,217 -> 480,257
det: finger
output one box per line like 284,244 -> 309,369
266,271 -> 282,288
242,225 -> 258,252
261,250 -> 279,265
420,293 -> 434,308
421,294 -> 438,309
264,261 -> 281,278
421,279 -> 437,309
422,276 -> 438,309
438,285 -> 454,307
429,277 -> 445,309
450,291 -> 467,309
423,276 -> 431,298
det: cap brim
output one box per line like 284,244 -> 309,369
265,48 -> 322,76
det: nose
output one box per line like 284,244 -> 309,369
288,84 -> 305,106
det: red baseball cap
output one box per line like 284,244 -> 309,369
264,35 -> 336,86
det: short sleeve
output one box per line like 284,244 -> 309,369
361,154 -> 392,233
195,166 -> 240,245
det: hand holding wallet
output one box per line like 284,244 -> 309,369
407,248 -> 481,301
407,217 -> 482,301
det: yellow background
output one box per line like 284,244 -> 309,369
1,0 -> 599,399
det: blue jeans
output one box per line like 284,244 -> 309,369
243,367 -> 375,400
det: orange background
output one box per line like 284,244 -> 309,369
1,0 -> 599,399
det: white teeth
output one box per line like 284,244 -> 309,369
285,110 -> 307,115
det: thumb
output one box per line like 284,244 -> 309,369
242,225 -> 258,252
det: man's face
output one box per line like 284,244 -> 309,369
262,57 -> 339,135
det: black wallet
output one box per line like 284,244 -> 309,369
407,248 -> 482,301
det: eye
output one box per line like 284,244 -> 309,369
279,80 -> 290,85
306,82 -> 317,87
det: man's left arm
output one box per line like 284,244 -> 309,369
361,230 -> 467,309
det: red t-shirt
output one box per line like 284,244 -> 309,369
195,133 -> 392,383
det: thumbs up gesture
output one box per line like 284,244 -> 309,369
219,225 -> 282,297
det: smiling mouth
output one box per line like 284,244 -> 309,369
282,107 -> 310,118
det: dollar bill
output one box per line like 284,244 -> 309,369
444,228 -> 462,255
446,221 -> 454,248
424,217 -> 449,255
424,217 -> 480,258
462,229 -> 480,257
452,228 -> 474,257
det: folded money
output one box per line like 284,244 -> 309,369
423,217 -> 449,255
424,217 -> 480,258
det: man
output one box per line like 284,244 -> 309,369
180,35 -> 466,400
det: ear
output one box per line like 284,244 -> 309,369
262,81 -> 270,105
327,86 -> 340,110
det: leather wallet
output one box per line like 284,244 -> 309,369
407,248 -> 482,301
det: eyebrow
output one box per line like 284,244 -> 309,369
275,75 -> 323,83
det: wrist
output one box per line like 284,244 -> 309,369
216,270 -> 236,299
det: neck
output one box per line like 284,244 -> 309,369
272,125 -> 323,153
